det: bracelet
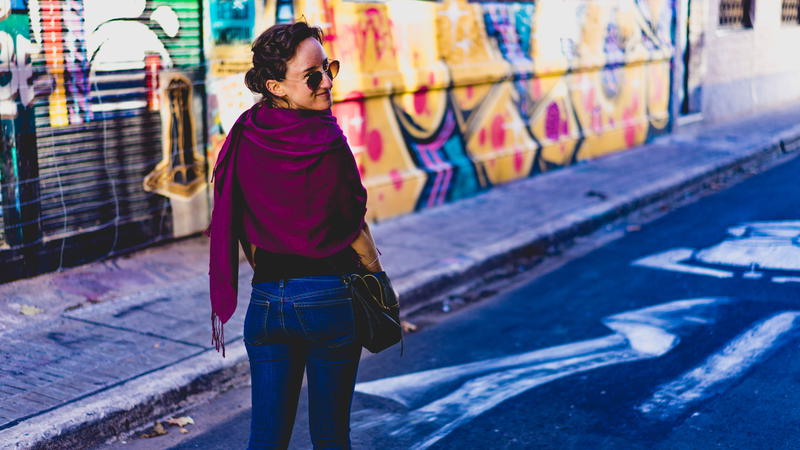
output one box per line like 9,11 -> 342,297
363,254 -> 381,269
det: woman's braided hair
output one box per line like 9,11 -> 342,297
245,21 -> 325,107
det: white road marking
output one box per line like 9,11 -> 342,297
771,276 -> 800,283
632,221 -> 800,280
637,311 -> 800,421
632,248 -> 734,278
354,298 -> 728,449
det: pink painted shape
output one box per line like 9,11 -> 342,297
592,107 -> 602,133
427,169 -> 443,208
513,150 -> 524,173
545,102 -> 561,141
623,95 -> 640,147
530,78 -> 541,98
414,86 -> 429,115
389,169 -> 404,191
366,129 -> 383,161
490,114 -> 506,148
625,125 -> 637,147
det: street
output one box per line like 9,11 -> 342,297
103,155 -> 800,449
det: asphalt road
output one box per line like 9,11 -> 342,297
105,154 -> 800,449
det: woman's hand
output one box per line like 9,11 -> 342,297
351,223 -> 383,272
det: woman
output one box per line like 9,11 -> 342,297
206,21 -> 383,449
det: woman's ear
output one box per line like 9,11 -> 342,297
265,79 -> 284,98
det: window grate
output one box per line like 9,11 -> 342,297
719,0 -> 754,28
782,0 -> 800,24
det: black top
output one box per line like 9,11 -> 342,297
251,246 -> 365,283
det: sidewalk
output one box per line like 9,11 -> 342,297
2,103 -> 800,449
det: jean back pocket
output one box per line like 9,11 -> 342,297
294,294 -> 355,348
243,301 -> 271,346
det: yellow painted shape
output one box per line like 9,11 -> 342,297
451,83 -> 493,114
325,1 -> 404,99
465,81 -> 537,186
572,64 -> 649,161
436,0 -> 510,87
392,87 -> 449,140
386,0 -> 450,92
334,96 -> 425,222
49,74 -> 68,127
294,0 -> 333,35
566,2 -> 608,71
528,77 -> 579,167
616,0 -> 655,64
451,83 -> 496,136
210,44 -> 251,77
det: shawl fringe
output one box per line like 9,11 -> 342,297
211,312 -> 226,358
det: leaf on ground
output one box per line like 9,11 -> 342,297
179,428 -> 189,434
401,320 -> 417,332
166,416 -> 194,427
19,305 -> 44,316
140,421 -> 168,438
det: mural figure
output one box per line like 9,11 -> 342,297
0,2 -> 39,257
84,0 -> 179,73
144,73 -> 204,199
0,13 -> 34,118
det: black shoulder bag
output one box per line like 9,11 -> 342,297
344,271 -> 403,354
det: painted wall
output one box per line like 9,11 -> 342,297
700,1 -> 800,122
0,0 -> 674,282
207,0 -> 675,221
0,0 -> 206,281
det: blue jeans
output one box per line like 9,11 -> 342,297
243,275 -> 362,449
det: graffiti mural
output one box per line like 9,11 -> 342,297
1,0 -> 676,282
317,0 -> 673,218
0,0 -> 205,282
0,1 -> 39,258
204,0 -> 675,221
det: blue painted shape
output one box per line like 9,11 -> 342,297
210,0 -> 255,45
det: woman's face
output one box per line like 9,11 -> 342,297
267,37 -> 334,110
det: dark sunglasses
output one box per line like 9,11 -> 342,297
304,60 -> 339,91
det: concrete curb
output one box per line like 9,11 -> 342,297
1,344 -> 249,449
3,114 -> 800,449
